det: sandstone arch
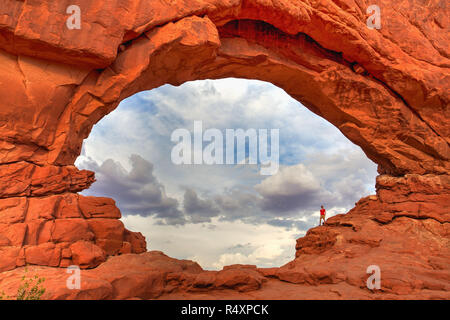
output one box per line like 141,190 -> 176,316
0,0 -> 449,299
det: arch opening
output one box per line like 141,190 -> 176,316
75,78 -> 377,270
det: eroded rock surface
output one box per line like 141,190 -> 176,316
0,193 -> 146,273
0,0 -> 448,299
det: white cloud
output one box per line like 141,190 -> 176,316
77,154 -> 186,225
255,164 -> 321,197
121,215 -> 299,270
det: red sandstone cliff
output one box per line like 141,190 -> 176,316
0,0 -> 448,299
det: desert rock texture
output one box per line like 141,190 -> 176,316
0,0 -> 448,299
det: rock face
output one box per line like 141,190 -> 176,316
0,192 -> 147,272
0,0 -> 448,299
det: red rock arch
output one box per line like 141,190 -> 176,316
0,1 -> 448,299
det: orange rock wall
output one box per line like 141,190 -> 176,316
0,0 -> 448,299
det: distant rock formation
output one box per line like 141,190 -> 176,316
0,0 -> 448,299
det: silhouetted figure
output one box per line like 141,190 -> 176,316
319,205 -> 326,226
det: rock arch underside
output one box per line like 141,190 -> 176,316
0,0 -> 448,299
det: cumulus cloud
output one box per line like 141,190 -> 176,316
212,242 -> 292,269
78,149 -> 374,228
121,215 -> 299,269
255,164 -> 325,213
266,218 -> 315,231
304,149 -> 377,209
183,188 -> 220,223
213,188 -> 260,221
78,154 -> 186,225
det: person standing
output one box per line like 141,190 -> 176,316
319,205 -> 326,226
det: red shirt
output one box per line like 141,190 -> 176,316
320,208 -> 326,216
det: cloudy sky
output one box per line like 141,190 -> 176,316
75,78 -> 377,270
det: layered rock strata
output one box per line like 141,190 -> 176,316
0,0 -> 448,299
